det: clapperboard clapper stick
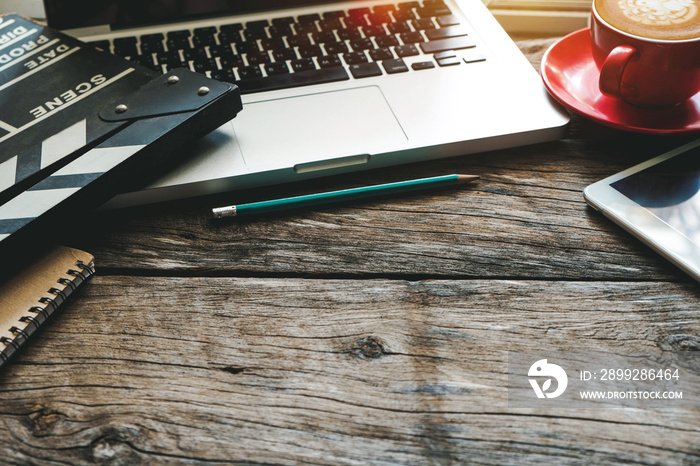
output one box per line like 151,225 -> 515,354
0,14 -> 242,265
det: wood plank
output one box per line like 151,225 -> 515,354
65,132 -> 693,281
1,277 -> 698,464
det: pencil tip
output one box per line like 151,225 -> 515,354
456,175 -> 480,184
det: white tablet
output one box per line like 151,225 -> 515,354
584,138 -> 700,283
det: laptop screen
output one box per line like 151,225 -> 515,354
44,0 -> 332,30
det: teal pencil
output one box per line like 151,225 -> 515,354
212,174 -> 479,218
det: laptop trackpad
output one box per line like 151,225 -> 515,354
234,86 -> 407,171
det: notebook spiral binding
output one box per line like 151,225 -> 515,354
0,260 -> 95,365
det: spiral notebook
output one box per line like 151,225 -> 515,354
0,245 -> 94,368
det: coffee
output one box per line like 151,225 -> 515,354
594,0 -> 700,40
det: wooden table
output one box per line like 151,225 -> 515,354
2,37 -> 699,465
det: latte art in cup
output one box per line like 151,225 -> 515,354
594,0 -> 700,40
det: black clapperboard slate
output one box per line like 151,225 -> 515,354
0,14 -> 242,262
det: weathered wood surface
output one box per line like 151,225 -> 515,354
1,37 -> 699,465
2,278 -> 700,464
76,130 -> 693,281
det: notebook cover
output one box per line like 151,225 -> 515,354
0,245 -> 95,368
0,14 -> 242,259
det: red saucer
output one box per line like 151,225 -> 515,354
541,28 -> 700,134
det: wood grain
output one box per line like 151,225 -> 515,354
1,277 -> 699,465
70,132 -> 693,281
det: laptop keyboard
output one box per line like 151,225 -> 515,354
87,0 -> 485,94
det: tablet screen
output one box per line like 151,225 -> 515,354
611,144 -> 700,247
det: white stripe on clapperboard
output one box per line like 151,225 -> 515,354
0,28 -> 39,51
0,155 -> 17,192
0,120 -> 87,193
0,46 -> 81,93
0,19 -> 15,32
0,67 -> 137,145
0,144 -> 146,242
0,38 -> 62,74
0,187 -> 80,242
40,119 -> 87,169
0,39 -> 67,135
0,120 -> 16,132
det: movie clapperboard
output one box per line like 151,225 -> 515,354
0,14 -> 242,259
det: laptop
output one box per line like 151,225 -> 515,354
40,0 -> 569,207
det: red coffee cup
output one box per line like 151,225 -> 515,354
590,3 -> 700,108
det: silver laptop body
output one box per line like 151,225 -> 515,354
44,0 -> 569,207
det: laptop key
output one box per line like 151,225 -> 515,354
323,10 -> 346,19
318,54 -> 342,68
338,28 -> 363,41
388,21 -> 411,34
265,61 -> 290,75
364,24 -> 387,38
244,28 -> 268,41
295,21 -> 319,34
320,17 -> 343,30
373,4 -> 395,13
220,23 -> 244,36
113,37 -> 138,57
194,26 -> 218,37
247,19 -> 270,30
463,49 -> 487,63
343,51 -> 369,64
369,47 -> 393,61
420,36 -> 475,54
382,58 -> 409,74
247,52 -> 272,65
238,65 -> 263,79
325,41 -> 349,55
434,50 -> 460,67
209,44 -> 233,57
399,31 -> 423,44
395,44 -> 419,57
349,38 -> 373,51
235,67 -> 350,94
297,13 -> 321,24
272,49 -> 297,61
375,35 -> 399,48
349,62 -> 382,79
411,61 -> 435,70
437,15 -> 460,27
271,17 -> 295,28
368,12 -> 391,26
393,9 -> 417,22
291,58 -> 316,72
219,54 -> 244,68
398,1 -> 420,10
237,41 -> 261,55
313,31 -> 337,44
417,4 -> 451,18
413,18 -> 436,30
425,25 -> 469,40
193,58 -> 218,73
141,33 -> 164,43
298,44 -> 323,58
211,68 -> 236,83
344,12 -> 369,28
140,41 -> 164,54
